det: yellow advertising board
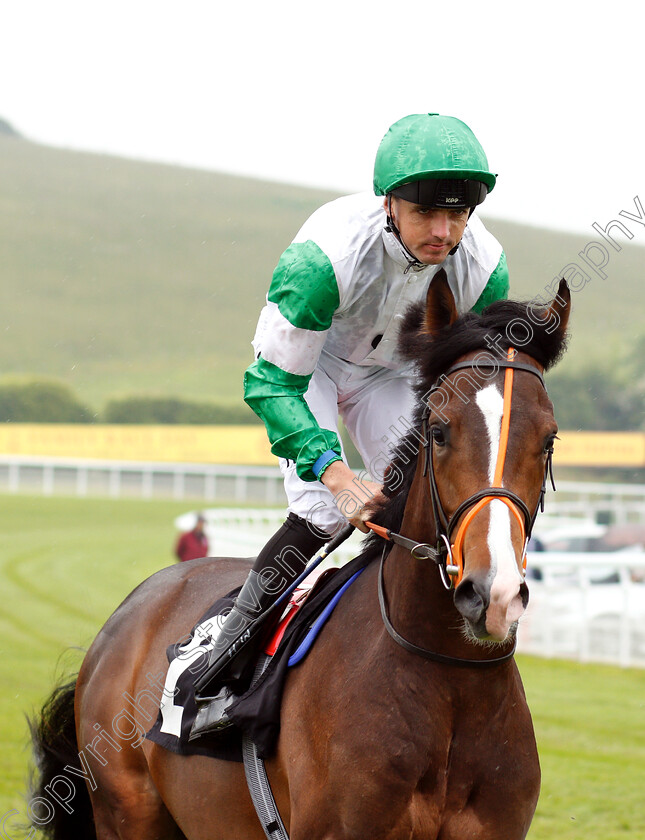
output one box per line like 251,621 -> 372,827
0,425 -> 644,468
554,431 -> 645,468
0,424 -> 275,465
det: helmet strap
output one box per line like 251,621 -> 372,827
385,195 -> 426,273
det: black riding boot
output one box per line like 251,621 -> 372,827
189,513 -> 329,738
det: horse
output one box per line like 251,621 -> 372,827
29,274 -> 570,840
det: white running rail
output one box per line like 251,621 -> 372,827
179,508 -> 645,670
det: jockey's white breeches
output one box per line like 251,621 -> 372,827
280,351 -> 418,535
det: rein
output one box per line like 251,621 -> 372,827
377,545 -> 516,667
366,349 -> 555,667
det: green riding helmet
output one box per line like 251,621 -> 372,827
374,113 -> 496,208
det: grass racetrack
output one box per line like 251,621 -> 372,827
1,494 -> 643,838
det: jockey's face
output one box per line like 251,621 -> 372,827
387,197 -> 470,265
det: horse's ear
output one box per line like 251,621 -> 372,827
424,268 -> 458,335
545,278 -> 571,338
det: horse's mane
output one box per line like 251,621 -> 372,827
361,295 -> 569,560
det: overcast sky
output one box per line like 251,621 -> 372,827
3,1 -> 643,235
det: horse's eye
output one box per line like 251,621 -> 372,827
431,425 -> 446,446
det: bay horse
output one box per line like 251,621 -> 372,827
30,275 -> 570,840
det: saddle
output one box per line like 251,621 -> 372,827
146,553 -> 370,761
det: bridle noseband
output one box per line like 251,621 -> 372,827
367,349 -> 555,590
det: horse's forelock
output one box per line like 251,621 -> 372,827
399,297 -> 568,386
477,299 -> 569,371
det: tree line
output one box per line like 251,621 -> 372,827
1,364 -> 643,431
0,380 -> 259,425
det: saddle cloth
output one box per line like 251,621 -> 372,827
146,553 -> 370,761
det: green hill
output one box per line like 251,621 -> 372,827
483,214 -> 645,368
1,133 -> 643,415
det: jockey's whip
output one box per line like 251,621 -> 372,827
267,521 -> 356,614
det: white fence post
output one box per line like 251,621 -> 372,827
142,467 -> 154,499
109,467 -> 121,498
204,473 -> 217,500
42,464 -> 54,496
8,462 -> 19,493
76,466 -> 89,497
172,469 -> 185,500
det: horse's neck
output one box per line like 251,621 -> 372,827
383,463 -> 458,644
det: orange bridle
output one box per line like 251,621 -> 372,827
367,348 -> 553,589
447,349 -> 527,586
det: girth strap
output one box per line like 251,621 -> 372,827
242,656 -> 290,840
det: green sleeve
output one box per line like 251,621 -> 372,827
244,357 -> 342,482
471,250 -> 509,313
268,240 -> 340,329
244,240 -> 343,481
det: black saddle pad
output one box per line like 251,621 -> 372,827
146,552 -> 372,761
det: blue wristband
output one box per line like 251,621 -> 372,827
313,449 -> 341,481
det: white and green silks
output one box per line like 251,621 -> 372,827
244,192 -> 508,483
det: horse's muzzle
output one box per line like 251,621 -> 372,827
454,573 -> 529,641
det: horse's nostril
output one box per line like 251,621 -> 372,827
519,581 -> 529,610
454,579 -> 487,623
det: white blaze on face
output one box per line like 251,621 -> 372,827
475,385 -> 525,639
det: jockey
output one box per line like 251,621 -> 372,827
192,113 -> 508,733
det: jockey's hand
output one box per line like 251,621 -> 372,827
319,461 -> 384,533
